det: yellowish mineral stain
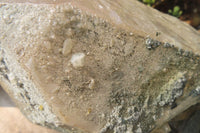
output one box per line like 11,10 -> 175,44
39,105 -> 44,111
86,108 -> 92,116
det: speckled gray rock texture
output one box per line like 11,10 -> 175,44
0,0 -> 200,133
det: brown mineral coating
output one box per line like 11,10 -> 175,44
1,0 -> 200,53
1,1 -> 200,133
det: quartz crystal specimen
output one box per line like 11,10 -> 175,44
0,0 -> 200,133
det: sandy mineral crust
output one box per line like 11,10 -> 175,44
0,0 -> 200,133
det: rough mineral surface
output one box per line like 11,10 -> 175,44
0,0 -> 200,133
